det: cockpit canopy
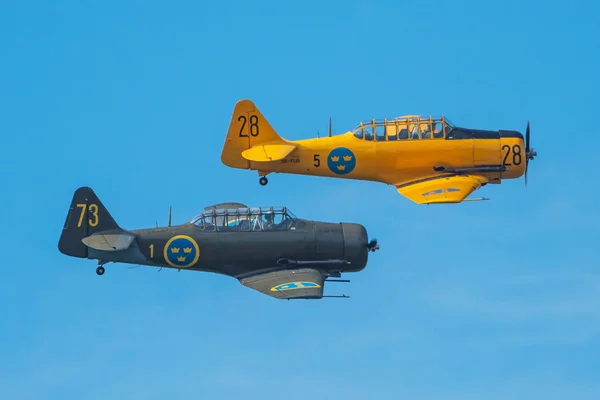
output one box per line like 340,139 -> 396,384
352,115 -> 455,141
190,206 -> 298,232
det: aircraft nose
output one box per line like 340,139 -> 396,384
340,223 -> 369,272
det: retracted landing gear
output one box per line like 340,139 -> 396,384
259,176 -> 268,186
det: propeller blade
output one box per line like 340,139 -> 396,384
525,121 -> 530,187
329,117 -> 332,137
525,121 -> 530,154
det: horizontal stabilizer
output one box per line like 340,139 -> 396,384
81,230 -> 136,252
240,268 -> 325,299
241,144 -> 297,162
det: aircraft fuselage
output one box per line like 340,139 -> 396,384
250,128 -> 525,187
84,220 -> 369,278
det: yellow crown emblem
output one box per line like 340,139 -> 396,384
171,247 -> 180,253
177,256 -> 187,262
343,155 -> 352,161
183,247 -> 193,253
337,165 -> 346,171
331,156 -> 340,162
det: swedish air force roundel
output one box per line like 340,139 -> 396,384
163,235 -> 200,268
422,188 -> 461,196
270,281 -> 321,292
327,147 -> 356,175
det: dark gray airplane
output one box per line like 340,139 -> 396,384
58,186 -> 380,299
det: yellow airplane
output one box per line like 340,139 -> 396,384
221,99 -> 537,204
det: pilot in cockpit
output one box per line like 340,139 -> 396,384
421,123 -> 431,139
432,122 -> 442,138
264,211 -> 275,230
250,213 -> 263,230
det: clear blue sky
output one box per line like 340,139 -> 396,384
1,0 -> 599,398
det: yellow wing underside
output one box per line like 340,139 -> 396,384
397,175 -> 488,204
241,144 -> 297,162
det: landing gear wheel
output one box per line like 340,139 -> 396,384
96,266 -> 105,275
259,176 -> 268,186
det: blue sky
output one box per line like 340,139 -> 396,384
1,0 -> 599,398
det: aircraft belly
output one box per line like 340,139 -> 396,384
214,231 -> 314,276
378,141 -> 477,185
374,143 -> 436,184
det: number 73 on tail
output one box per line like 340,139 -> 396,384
221,99 -> 537,204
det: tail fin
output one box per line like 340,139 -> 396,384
58,186 -> 121,258
221,99 -> 296,169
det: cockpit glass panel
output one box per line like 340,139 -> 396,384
444,122 -> 453,136
398,123 -> 409,139
433,122 -> 443,138
286,208 -> 298,220
375,125 -> 386,141
190,206 -> 297,232
351,116 -> 453,141
409,121 -> 419,139
385,123 -> 397,141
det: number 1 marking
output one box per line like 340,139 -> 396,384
149,244 -> 154,258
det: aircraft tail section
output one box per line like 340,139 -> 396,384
221,99 -> 296,168
58,186 -> 124,258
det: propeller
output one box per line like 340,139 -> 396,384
524,121 -> 537,186
367,238 -> 379,252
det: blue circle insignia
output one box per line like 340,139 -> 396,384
270,281 -> 321,292
163,235 -> 200,268
327,147 -> 356,175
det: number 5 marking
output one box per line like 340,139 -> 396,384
313,154 -> 320,167
76,203 -> 99,227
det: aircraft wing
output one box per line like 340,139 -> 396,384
396,174 -> 488,204
241,143 -> 297,162
239,268 -> 325,299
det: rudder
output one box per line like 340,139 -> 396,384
58,186 -> 120,258
221,99 -> 290,169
